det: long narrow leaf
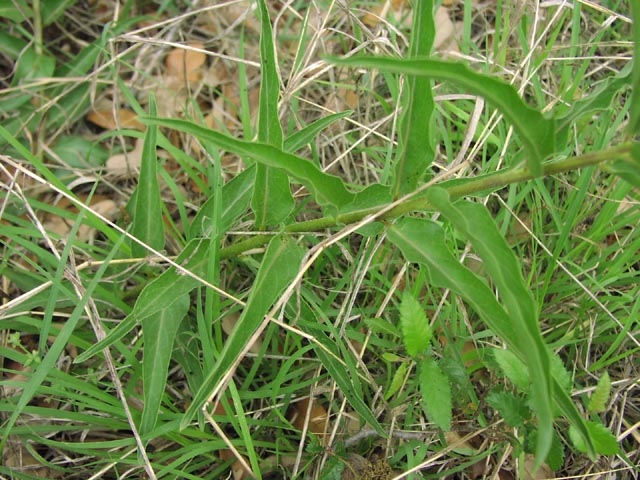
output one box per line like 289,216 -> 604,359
253,0 -> 294,227
393,0 -> 435,196
140,293 -> 190,435
330,56 -> 557,175
132,95 -> 164,257
425,188 -> 552,466
387,216 -> 596,460
387,218 -> 516,343
143,117 -> 355,212
181,235 -> 304,428
284,110 -> 353,153
74,238 -> 209,363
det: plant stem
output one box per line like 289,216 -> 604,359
220,143 -> 633,259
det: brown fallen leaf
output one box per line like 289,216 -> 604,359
289,397 -> 330,444
104,138 -> 144,178
86,108 -> 144,131
43,194 -> 120,242
165,42 -> 207,85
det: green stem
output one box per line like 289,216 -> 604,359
220,143 -> 633,259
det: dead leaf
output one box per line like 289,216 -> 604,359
289,397 -> 330,443
105,138 -> 144,178
219,449 -> 252,480
165,42 -> 206,85
86,108 -> 144,131
43,194 -> 119,242
522,455 -> 554,480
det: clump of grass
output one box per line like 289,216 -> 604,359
1,1 -> 638,479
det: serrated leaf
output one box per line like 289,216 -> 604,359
132,96 -> 164,258
569,420 -> 620,456
330,56 -> 558,175
399,291 -> 432,357
549,351 -> 572,393
588,371 -> 611,414
388,218 -> 516,346
486,389 -> 530,427
419,357 -> 452,431
493,348 -> 530,391
181,235 -> 304,428
393,0 -> 435,196
385,361 -> 409,400
143,117 -> 355,213
140,293 -> 190,434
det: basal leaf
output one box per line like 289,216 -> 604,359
393,0 -> 435,196
132,95 -> 164,258
181,235 -> 304,428
385,361 -> 409,400
253,0 -> 293,227
493,348 -> 530,391
570,420 -> 620,456
486,389 -> 530,427
419,357 -> 452,431
588,371 -> 611,414
330,56 -> 558,175
399,291 -> 432,357
388,215 -> 584,466
143,117 -> 355,213
140,293 -> 190,435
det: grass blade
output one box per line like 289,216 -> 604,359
330,56 -> 557,175
140,293 -> 190,435
297,301 -> 385,436
0,234 -> 125,451
181,234 -> 304,428
131,95 -> 164,257
253,0 -> 293,227
629,1 -> 640,136
393,0 -> 435,197
143,117 -> 355,212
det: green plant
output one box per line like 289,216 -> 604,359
1,0 -> 638,478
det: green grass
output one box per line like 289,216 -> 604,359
1,1 -> 638,479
